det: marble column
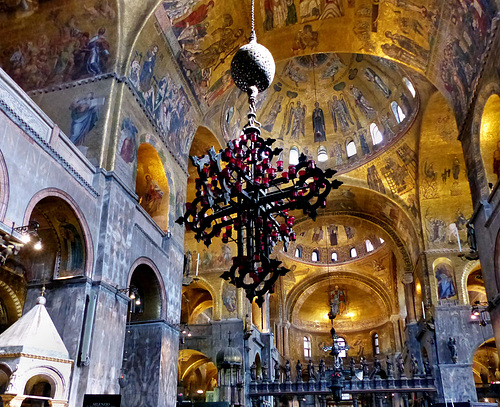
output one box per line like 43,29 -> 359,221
403,273 -> 416,323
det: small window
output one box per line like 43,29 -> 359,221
331,252 -> 338,262
318,146 -> 328,162
289,147 -> 299,165
312,250 -> 319,262
403,77 -> 416,98
391,101 -> 406,123
370,123 -> 383,145
295,246 -> 302,258
373,333 -> 380,355
346,140 -> 357,158
336,337 -> 347,358
365,240 -> 374,252
379,237 -> 385,244
350,247 -> 357,258
304,336 -> 311,358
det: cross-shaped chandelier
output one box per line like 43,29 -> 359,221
176,3 -> 342,305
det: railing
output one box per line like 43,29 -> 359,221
249,370 -> 436,397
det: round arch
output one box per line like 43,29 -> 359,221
22,188 -> 94,279
136,143 -> 170,230
178,349 -> 217,396
182,278 -> 218,323
20,366 -> 66,400
286,270 -> 395,326
459,260 -> 482,304
127,256 -> 167,320
480,92 -> 500,188
0,148 -> 9,222
127,259 -> 165,322
475,82 -> 500,196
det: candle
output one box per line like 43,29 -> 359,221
196,253 -> 200,276
455,227 -> 462,252
422,301 -> 426,320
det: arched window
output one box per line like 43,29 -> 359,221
403,77 -> 416,98
289,147 -> 299,165
370,123 -> 383,145
350,247 -> 357,258
372,333 -> 380,355
379,237 -> 385,244
336,337 -> 347,358
304,336 -> 311,358
295,246 -> 303,258
346,140 -> 357,158
391,101 -> 406,123
365,240 -> 374,252
312,250 -> 319,262
318,146 -> 328,162
331,252 -> 338,262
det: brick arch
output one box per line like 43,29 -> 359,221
22,188 -> 94,279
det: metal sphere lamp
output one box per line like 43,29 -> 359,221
176,2 -> 342,305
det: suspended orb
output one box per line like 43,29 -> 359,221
231,40 -> 276,94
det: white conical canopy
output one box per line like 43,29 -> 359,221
0,296 -> 69,359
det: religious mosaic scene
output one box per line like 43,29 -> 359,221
0,0 -> 499,406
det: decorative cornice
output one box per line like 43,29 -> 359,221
0,352 -> 73,364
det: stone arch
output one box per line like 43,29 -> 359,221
472,81 -> 500,198
494,227 -> 500,293
459,260 -> 481,304
286,271 -> 395,325
22,188 -> 94,279
20,365 -> 66,400
0,280 -> 23,321
136,143 -> 170,230
0,363 -> 10,394
178,349 -> 217,397
182,278 -> 218,322
470,337 -> 498,390
127,256 -> 166,320
127,260 -> 165,322
0,148 -> 9,222
480,92 -> 500,188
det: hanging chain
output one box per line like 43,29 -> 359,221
250,0 -> 256,41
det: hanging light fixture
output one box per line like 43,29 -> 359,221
176,0 -> 342,306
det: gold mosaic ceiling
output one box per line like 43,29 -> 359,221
222,53 -> 418,173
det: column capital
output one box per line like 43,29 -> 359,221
402,273 -> 414,284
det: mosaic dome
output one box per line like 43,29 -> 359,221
222,53 -> 418,174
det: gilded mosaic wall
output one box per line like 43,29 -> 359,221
127,15 -> 198,170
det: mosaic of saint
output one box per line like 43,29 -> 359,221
128,36 -> 196,166
222,53 -> 418,175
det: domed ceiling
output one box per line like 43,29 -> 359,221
221,52 -> 418,174
284,215 -> 385,265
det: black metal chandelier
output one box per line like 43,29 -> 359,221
176,1 -> 342,305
